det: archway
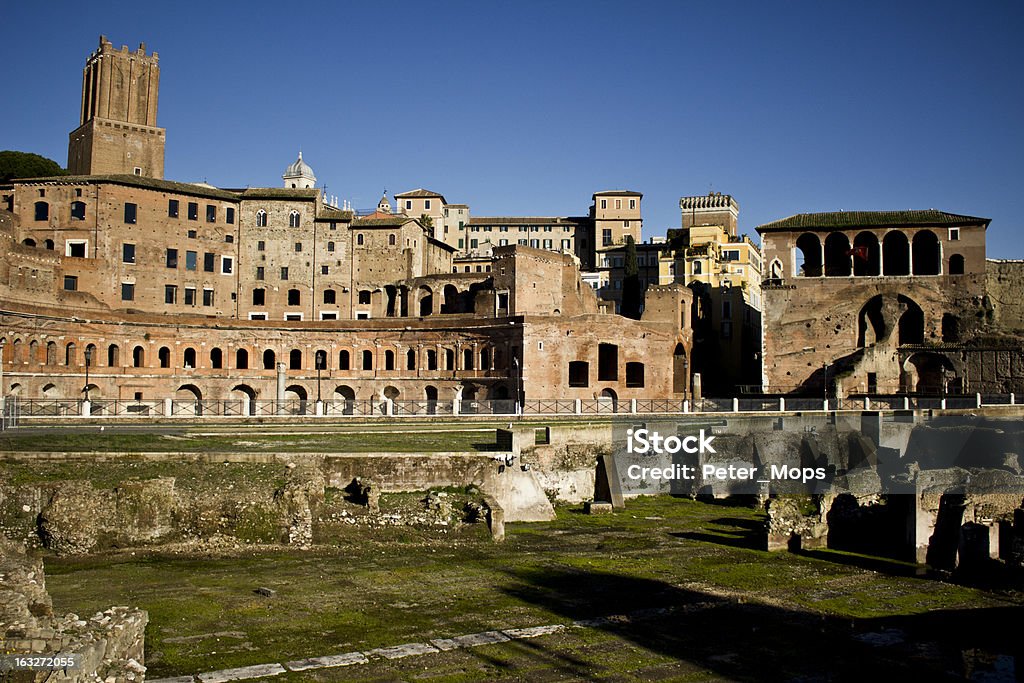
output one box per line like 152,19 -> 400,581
599,388 -> 618,413
795,233 -> 822,277
912,230 -> 940,275
334,385 -> 356,415
897,295 -> 924,345
263,349 -> 276,370
949,254 -> 965,275
383,386 -> 400,401
672,343 -> 688,394
904,352 -> 954,394
824,233 -> 851,276
232,384 -> 257,416
442,285 -> 460,314
418,286 -> 433,317
285,385 -> 308,414
175,384 -> 203,415
857,295 -> 887,347
852,232 -> 880,276
882,231 -> 910,276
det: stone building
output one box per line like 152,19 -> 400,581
755,209 -> 1021,395
0,36 -> 694,408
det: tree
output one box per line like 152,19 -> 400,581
621,235 -> 643,319
418,213 -> 435,237
0,151 -> 67,182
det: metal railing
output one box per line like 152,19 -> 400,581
1,392 -> 1018,421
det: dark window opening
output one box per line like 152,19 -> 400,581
362,350 -> 373,370
252,288 -> 265,306
287,289 -> 301,306
168,199 -> 179,218
188,202 -> 198,220
339,350 -> 351,370
598,343 -> 619,381
263,349 -> 276,370
323,289 -> 336,304
568,361 -> 589,387
236,348 -> 249,369
124,202 -> 137,224
34,201 -> 49,221
71,201 -> 86,220
290,349 -> 302,370
625,362 -> 645,388
949,254 -> 965,275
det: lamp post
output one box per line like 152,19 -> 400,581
683,356 -> 689,400
315,351 -> 324,404
83,346 -> 92,402
822,362 -> 828,403
512,356 -> 522,416
0,338 -> 6,416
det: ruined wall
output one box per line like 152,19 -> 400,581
984,259 -> 1024,333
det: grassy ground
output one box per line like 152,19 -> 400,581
42,497 -> 1023,682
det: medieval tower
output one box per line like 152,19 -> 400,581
67,35 -> 165,178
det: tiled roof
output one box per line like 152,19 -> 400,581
593,189 -> 642,197
13,174 -> 238,200
468,216 -> 581,226
238,187 -> 319,200
352,217 -> 413,227
394,188 -> 445,199
317,208 -> 354,221
757,210 -> 989,233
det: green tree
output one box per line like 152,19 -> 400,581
0,151 -> 67,182
621,235 -> 643,319
418,213 -> 435,237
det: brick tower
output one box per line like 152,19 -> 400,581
67,35 -> 165,178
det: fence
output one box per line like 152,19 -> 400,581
2,391 -> 1018,422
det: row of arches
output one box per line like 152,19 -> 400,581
792,230 -> 962,278
1,338 -> 511,375
355,283 -> 476,317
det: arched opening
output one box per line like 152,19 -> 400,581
285,385 -> 308,413
183,347 -> 197,368
672,343 -> 688,394
418,286 -> 433,317
882,231 -> 910,276
34,201 -> 49,221
10,339 -> 21,363
493,348 -> 505,370
912,230 -> 940,275
852,232 -> 880,276
904,352 -> 954,394
383,386 -> 400,401
42,383 -> 59,398
335,385 -> 356,414
795,233 -> 822,277
46,341 -> 56,365
314,349 -> 328,370
236,348 -> 249,369
384,349 -> 395,371
65,342 -> 77,366
209,348 -> 223,369
22,238 -> 36,247
175,384 -> 203,416
941,314 -> 960,343
289,349 -> 302,370
442,285 -> 460,314
599,388 -> 618,412
824,233 -> 851,276
480,348 -> 491,370
159,347 -> 171,368
463,348 -> 475,371
85,343 -> 97,367
28,340 -> 38,365
445,348 -> 455,371
406,349 -> 416,371
427,349 -> 438,371
857,295 -> 887,347
287,289 -> 301,306
263,349 -> 276,370
769,258 -> 783,280
425,385 -> 438,414
949,253 -> 965,275
44,239 -> 54,250
107,344 -> 120,367
132,346 -> 145,368
361,349 -> 373,370
897,295 -> 924,345
339,349 -> 351,370
490,385 -> 510,400
232,384 -> 257,415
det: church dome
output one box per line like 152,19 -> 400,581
282,151 -> 316,188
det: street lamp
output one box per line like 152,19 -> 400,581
83,346 -> 92,402
315,351 -> 324,404
512,356 -> 522,415
822,362 -> 828,402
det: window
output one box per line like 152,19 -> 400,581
629,199 -> 636,209
206,205 -> 216,222
598,343 -> 618,381
615,199 -> 621,209
134,167 -> 142,176
256,266 -> 265,280
280,266 -> 289,280
226,207 -> 235,224
568,361 -> 589,387
693,261 -> 702,275
289,210 -> 300,228
252,288 -> 265,305
339,350 -> 351,370
203,288 -> 214,306
949,254 -> 965,275
122,243 -> 136,263
168,199 -> 179,218
221,256 -> 233,274
424,200 -> 431,210
121,283 -> 134,301
164,284 -> 177,304
256,210 -> 267,227
184,287 -> 196,306
124,203 -> 137,224
600,199 -> 607,209
949,228 -> 960,241
388,234 -> 396,246
405,200 -> 412,210
34,201 -> 49,221
358,290 -> 371,305
63,275 -> 78,291
287,289 -> 300,306
257,240 -> 265,251
204,252 -> 215,272
166,248 -> 178,268
721,321 -> 732,339
320,312 -> 337,320
187,202 -> 198,220
249,313 -> 267,321
321,265 -> 329,275
225,234 -> 234,243
66,240 -> 87,258
295,242 -> 303,252
187,229 -> 197,238
357,234 -> 364,246
236,349 -> 249,369
186,250 -> 197,270
625,362 -> 645,387
323,289 -> 336,304
71,201 -> 86,220
602,229 -> 612,246
327,241 -> 335,252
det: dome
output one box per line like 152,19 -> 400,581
282,151 -> 316,188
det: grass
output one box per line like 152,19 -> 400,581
41,496 -> 1022,681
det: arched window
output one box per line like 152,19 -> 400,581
445,348 -> 455,371
46,341 -> 57,365
34,201 -> 49,221
263,349 -> 276,370
912,230 -> 940,275
65,342 -> 76,366
357,234 -> 364,246
133,346 -> 145,368
388,234 -> 396,246
210,348 -> 223,369
852,232 -> 880,276
107,344 -> 120,367
28,340 -> 39,364
256,209 -> 267,227
323,289 -> 336,304
236,348 -> 249,369
795,233 -> 822,277
362,349 -> 373,370
358,290 -> 371,305
824,232 -> 851,277
882,231 -> 910,276
314,349 -> 327,370
22,238 -> 36,247
289,210 -> 300,228
327,241 -> 335,252
339,350 -> 350,370
949,254 -> 965,275
289,349 -> 302,370
71,201 -> 86,220
287,289 -> 301,306
44,239 -> 54,250
693,260 -> 702,275
158,346 -> 171,368
407,349 -> 416,370
427,349 -> 438,371
385,349 -> 395,371
897,296 -> 924,345
183,347 -> 196,368
480,348 -> 491,370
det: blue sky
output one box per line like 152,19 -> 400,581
4,1 -> 1023,256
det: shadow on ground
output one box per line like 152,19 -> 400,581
500,566 -> 1021,681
